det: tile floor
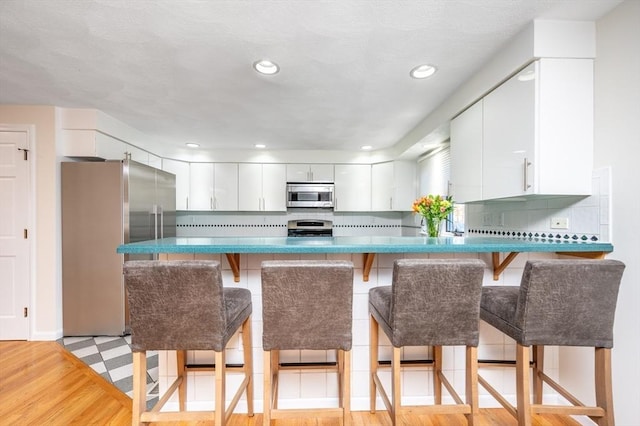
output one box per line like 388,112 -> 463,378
58,335 -> 159,409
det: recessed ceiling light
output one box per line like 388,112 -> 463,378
410,64 -> 437,79
185,142 -> 200,148
255,143 -> 266,149
253,60 -> 279,75
361,145 -> 373,150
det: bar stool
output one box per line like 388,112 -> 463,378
369,258 -> 486,425
478,259 -> 625,426
123,260 -> 254,426
261,260 -> 354,426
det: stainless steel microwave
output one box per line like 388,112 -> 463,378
286,183 -> 334,208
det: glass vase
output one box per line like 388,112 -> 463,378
426,216 -> 442,237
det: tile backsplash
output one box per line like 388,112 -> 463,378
465,167 -> 611,242
176,210 -> 418,237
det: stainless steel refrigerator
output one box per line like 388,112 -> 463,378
62,160 -> 176,336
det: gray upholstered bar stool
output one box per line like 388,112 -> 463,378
123,260 -> 254,426
479,259 -> 625,426
369,259 -> 486,426
261,260 -> 354,426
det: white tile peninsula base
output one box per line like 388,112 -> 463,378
152,251 -> 590,416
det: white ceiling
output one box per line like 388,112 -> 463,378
0,0 -> 621,159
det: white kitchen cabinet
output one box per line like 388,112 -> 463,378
62,129 -> 127,160
213,163 -> 239,210
482,58 -> 593,200
450,100 -> 483,203
286,164 -> 334,182
188,163 -> 214,210
125,144 -> 150,166
238,163 -> 286,211
162,159 -> 190,210
188,163 -> 238,211
334,164 -> 371,211
147,153 -> 162,170
371,161 -> 416,211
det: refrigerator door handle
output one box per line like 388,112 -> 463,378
158,205 -> 164,239
152,204 -> 158,240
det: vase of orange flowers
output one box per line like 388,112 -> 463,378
412,194 -> 454,237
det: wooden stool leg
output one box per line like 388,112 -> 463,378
132,351 -> 147,426
369,315 -> 379,413
263,351 -> 272,426
215,349 -> 226,426
532,345 -> 544,404
241,317 -> 254,416
338,349 -> 344,405
272,350 -> 280,409
465,346 -> 479,426
595,347 -> 614,426
392,346 -> 401,426
433,345 -> 443,404
177,349 -> 187,411
516,343 -> 532,426
343,349 -> 352,426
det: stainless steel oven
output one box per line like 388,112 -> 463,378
287,219 -> 333,237
286,183 -> 334,208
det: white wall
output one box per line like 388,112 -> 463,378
560,2 -> 640,424
0,105 -> 62,339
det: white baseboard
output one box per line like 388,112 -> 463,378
30,328 -> 63,341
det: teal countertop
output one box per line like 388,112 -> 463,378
117,236 -> 613,254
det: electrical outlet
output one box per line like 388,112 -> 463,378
551,217 -> 569,229
483,213 -> 492,226
499,212 -> 505,227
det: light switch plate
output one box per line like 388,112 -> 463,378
551,217 -> 569,229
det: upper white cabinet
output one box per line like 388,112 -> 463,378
238,163 -> 286,211
188,163 -> 238,211
451,58 -> 593,202
62,130 -> 126,160
189,163 -> 214,210
286,164 -> 334,182
450,100 -> 483,203
334,164 -> 371,212
125,145 -> 151,166
162,159 -> 190,210
482,61 -> 537,200
371,161 -> 417,211
213,163 -> 239,210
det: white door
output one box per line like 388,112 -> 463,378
0,129 -> 30,340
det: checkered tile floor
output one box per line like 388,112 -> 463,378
58,335 -> 159,408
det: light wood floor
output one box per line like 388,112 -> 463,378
0,341 -> 582,426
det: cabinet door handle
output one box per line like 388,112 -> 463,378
186,196 -> 189,210
389,197 -> 393,210
210,196 -> 214,210
523,158 -> 532,191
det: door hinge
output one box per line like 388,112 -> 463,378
18,147 -> 29,160
24,307 -> 28,317
24,229 -> 28,239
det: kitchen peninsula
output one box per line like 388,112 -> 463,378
116,235 -> 614,412
117,235 -> 613,281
